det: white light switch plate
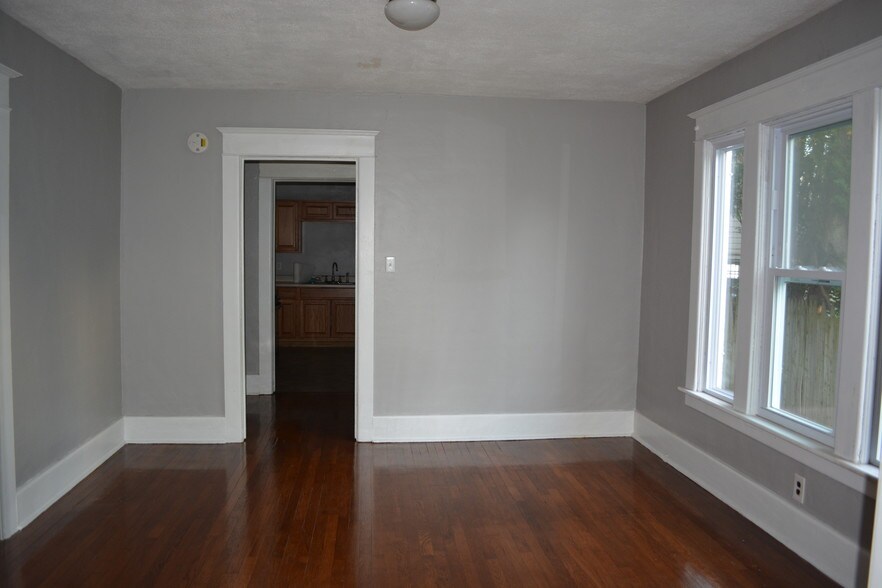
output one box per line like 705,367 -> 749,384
385,256 -> 395,272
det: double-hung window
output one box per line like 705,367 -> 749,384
705,136 -> 744,401
685,39 -> 882,479
760,110 -> 852,444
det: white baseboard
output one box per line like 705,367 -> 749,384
124,417 -> 232,443
372,410 -> 634,442
633,413 -> 868,588
245,374 -> 273,395
16,418 -> 124,530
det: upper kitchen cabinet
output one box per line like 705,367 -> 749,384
301,201 -> 333,221
333,202 -> 356,221
301,201 -> 355,222
276,201 -> 301,252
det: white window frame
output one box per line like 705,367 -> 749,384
683,37 -> 882,492
704,133 -> 744,403
757,104 -> 853,446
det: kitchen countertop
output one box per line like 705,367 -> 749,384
275,280 -> 355,288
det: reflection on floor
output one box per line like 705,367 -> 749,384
0,353 -> 835,586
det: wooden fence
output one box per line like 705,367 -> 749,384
722,282 -> 838,428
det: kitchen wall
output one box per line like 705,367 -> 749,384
637,0 -> 882,559
278,223 -> 356,281
121,92 -> 645,417
276,183 -> 356,280
0,11 -> 122,484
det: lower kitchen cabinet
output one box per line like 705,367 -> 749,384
276,297 -> 299,339
331,300 -> 356,337
301,300 -> 331,338
276,286 -> 355,346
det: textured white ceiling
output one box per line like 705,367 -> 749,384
0,0 -> 839,102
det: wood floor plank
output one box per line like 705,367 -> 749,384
0,348 -> 838,586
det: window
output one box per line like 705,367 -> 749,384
705,138 -> 744,400
760,114 -> 852,443
684,38 -> 882,475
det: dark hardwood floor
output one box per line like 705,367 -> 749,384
0,348 -> 833,586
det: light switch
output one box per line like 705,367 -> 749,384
385,256 -> 396,272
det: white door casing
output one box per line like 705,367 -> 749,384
0,63 -> 22,539
219,128 -> 377,441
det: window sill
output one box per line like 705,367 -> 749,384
680,387 -> 878,496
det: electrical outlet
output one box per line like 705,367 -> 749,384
385,256 -> 395,272
793,474 -> 806,504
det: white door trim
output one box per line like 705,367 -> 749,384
219,128 -> 377,442
245,177 -> 275,396
0,62 -> 21,539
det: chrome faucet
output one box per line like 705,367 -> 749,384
331,262 -> 339,282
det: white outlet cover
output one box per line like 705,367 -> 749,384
793,473 -> 806,504
385,256 -> 395,272
188,132 -> 208,153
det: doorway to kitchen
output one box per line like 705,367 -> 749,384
219,128 -> 377,443
243,162 -> 357,431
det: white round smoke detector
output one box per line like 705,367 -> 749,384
188,132 -> 208,153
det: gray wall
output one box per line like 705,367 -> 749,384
637,0 -> 882,557
276,183 -> 356,280
243,162 -> 259,375
121,91 -> 645,417
0,11 -> 122,484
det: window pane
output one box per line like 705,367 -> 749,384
784,120 -> 852,270
707,145 -> 743,393
771,278 -> 840,430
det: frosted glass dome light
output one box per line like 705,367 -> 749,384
385,0 -> 440,31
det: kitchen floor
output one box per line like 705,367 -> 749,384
276,347 -> 354,394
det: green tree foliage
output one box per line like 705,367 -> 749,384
788,120 -> 852,318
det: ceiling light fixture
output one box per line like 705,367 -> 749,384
385,0 -> 440,31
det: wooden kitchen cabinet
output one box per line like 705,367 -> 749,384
301,201 -> 333,221
276,296 -> 299,339
332,300 -> 356,337
333,202 -> 356,220
301,201 -> 355,222
301,300 -> 331,338
276,286 -> 355,347
275,201 -> 301,252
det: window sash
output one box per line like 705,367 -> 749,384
764,108 -> 850,439
758,270 -> 843,446
757,108 -> 856,447
704,137 -> 744,401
